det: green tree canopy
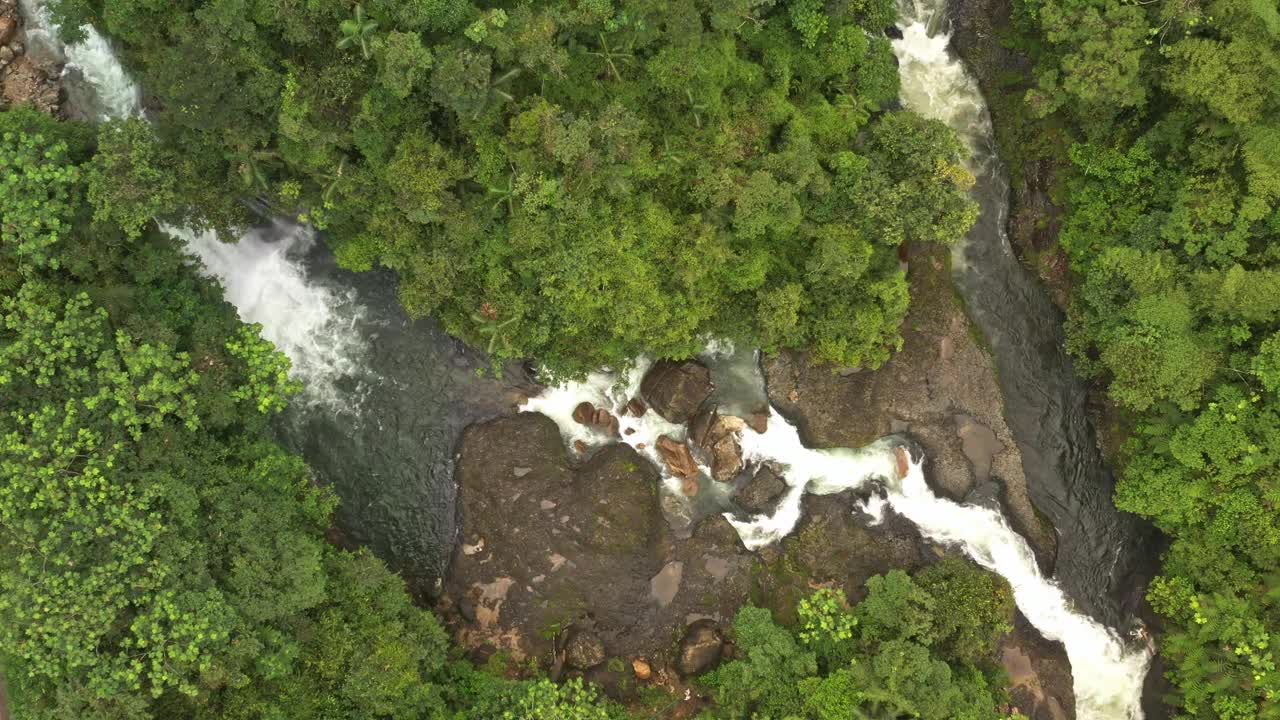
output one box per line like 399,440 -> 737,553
51,0 -> 976,376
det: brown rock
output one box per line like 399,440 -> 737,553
709,433 -> 742,482
676,620 -> 723,676
632,658 -> 652,681
573,401 -> 595,425
747,411 -> 769,434
574,439 -> 589,454
681,476 -> 699,497
565,630 -> 606,670
656,435 -> 699,478
0,16 -> 16,46
895,445 -> 911,480
625,397 -> 647,417
636,442 -> 646,450
624,427 -> 635,436
640,359 -> 715,422
696,414 -> 744,482
593,408 -> 611,427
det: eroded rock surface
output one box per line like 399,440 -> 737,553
676,620 -> 723,676
1000,613 -> 1076,720
763,242 -> 1057,572
444,412 -> 942,699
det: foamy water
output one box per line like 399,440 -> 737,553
169,225 -> 371,410
19,0 -> 142,120
21,1 -> 372,411
529,346 -> 1148,718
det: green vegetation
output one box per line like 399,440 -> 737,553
702,562 -> 1018,719
1011,0 -> 1280,714
49,0 -> 975,376
0,107 -> 624,720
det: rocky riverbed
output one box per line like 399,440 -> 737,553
443,239 -> 1076,718
0,0 -> 62,114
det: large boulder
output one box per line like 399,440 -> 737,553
640,359 -> 714,423
690,404 -> 744,482
565,629 -> 606,670
656,435 -> 699,478
676,620 -> 724,676
736,465 -> 787,515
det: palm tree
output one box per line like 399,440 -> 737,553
583,33 -> 635,81
337,4 -> 378,60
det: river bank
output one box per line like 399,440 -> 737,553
945,1 -> 1169,716
0,0 -> 61,113
440,238 -> 1078,719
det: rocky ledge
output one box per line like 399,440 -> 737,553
0,0 -> 63,115
764,240 -> 1058,574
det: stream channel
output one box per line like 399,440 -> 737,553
20,0 -> 1156,716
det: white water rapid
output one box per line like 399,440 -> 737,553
19,1 -> 370,410
170,224 -> 372,410
18,0 -> 141,120
527,350 -> 1149,719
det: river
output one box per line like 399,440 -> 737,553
21,0 -> 1152,716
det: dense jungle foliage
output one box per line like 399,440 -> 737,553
0,113 -> 1013,720
702,562 -> 1018,720
1010,0 -> 1280,714
49,0 -> 976,376
0,106 -> 632,720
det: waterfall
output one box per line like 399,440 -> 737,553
169,224 -> 372,411
18,1 -> 370,411
18,0 -> 141,120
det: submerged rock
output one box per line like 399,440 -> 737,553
641,359 -> 714,422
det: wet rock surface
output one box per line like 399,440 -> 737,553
1000,613 -> 1076,720
764,242 -> 1058,572
443,412 -> 942,698
676,620 -> 723,676
734,465 -> 786,516
640,359 -> 715,423
1,0 -> 62,115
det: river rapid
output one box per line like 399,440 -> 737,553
22,0 -> 1153,715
